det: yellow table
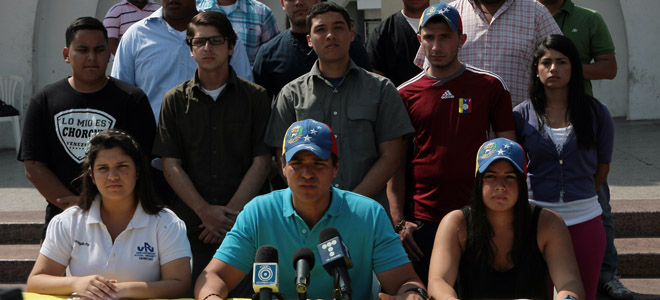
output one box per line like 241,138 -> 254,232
22,293 -> 325,300
23,293 -> 196,300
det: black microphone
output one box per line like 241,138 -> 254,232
292,247 -> 315,300
317,227 -> 353,300
252,245 -> 279,300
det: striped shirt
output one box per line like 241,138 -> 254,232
197,0 -> 280,66
414,0 -> 561,107
103,0 -> 161,39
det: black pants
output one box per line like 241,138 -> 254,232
188,235 -> 220,282
412,219 -> 440,285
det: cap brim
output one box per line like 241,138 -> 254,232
284,144 -> 331,163
478,157 -> 525,174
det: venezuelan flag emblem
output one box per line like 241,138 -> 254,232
458,98 -> 472,114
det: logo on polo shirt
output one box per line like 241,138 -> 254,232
134,242 -> 156,261
441,90 -> 454,99
74,240 -> 90,247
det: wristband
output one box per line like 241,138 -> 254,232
394,220 -> 406,233
404,287 -> 429,300
202,293 -> 222,300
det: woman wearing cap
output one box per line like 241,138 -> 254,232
427,138 -> 584,300
513,34 -> 614,300
27,129 -> 191,299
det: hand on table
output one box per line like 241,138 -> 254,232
71,275 -> 117,300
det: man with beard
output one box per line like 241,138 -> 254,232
413,0 -> 561,107
393,3 -> 516,284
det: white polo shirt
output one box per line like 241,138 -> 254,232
41,198 -> 191,282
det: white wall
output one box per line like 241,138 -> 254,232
619,0 -> 660,120
0,0 -> 39,148
33,1 -> 101,92
358,0 -> 381,10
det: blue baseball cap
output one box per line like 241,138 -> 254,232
282,119 -> 338,163
476,138 -> 526,175
418,3 -> 463,33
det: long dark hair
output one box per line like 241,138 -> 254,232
466,160 -> 531,266
77,129 -> 162,214
529,34 -> 596,149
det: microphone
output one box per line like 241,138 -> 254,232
317,227 -> 353,300
252,245 -> 280,300
292,247 -> 315,300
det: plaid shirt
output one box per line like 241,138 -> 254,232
415,0 -> 560,106
197,0 -> 280,66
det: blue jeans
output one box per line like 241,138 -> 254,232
598,180 -> 619,283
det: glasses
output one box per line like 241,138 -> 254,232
187,36 -> 226,47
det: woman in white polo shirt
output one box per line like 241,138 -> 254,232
27,129 -> 192,299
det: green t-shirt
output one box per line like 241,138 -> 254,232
553,0 -> 615,96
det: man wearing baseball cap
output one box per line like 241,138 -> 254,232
196,119 -> 427,300
392,3 -> 516,284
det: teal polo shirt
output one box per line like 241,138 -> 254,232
553,0 -> 615,96
215,187 -> 410,300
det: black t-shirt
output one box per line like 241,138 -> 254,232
291,31 -> 312,53
19,77 -> 156,226
366,11 -> 422,86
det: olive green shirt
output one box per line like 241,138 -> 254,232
265,60 -> 414,193
553,0 -> 615,96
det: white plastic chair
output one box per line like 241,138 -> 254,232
0,75 -> 25,154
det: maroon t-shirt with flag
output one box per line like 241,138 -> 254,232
397,64 -> 515,223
